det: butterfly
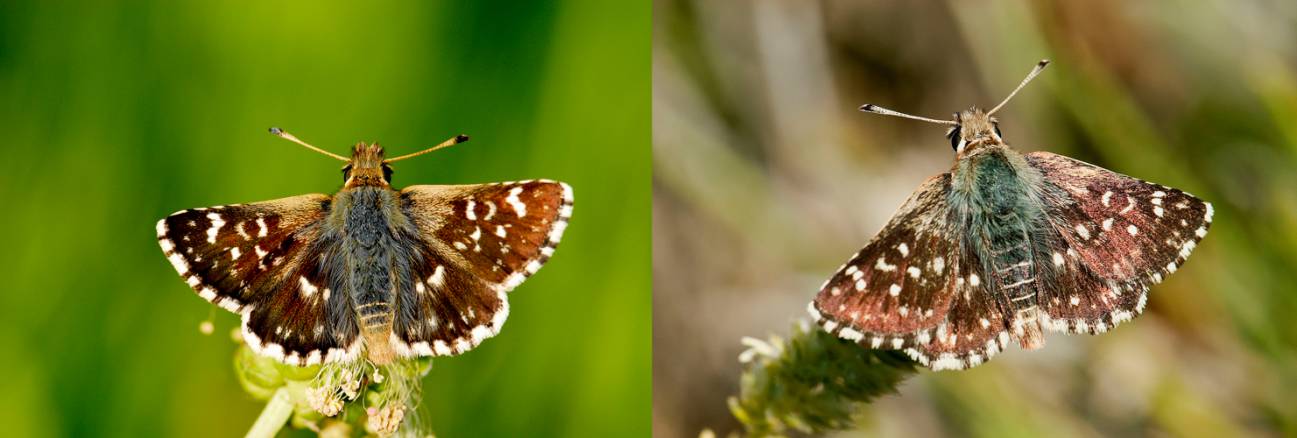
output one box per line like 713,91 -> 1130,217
808,60 -> 1212,371
156,128 -> 573,366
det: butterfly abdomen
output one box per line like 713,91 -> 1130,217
335,187 -> 411,364
959,148 -> 1048,348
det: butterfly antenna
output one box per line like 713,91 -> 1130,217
268,127 -> 350,162
988,59 -> 1050,115
384,134 -> 471,163
859,104 -> 958,125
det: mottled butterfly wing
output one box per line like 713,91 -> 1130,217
810,175 -> 1012,370
1026,152 -> 1212,334
156,195 -> 361,365
390,180 -> 573,357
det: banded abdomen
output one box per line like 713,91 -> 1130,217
336,187 -> 404,364
967,149 -> 1046,348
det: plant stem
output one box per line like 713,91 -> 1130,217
245,387 -> 293,438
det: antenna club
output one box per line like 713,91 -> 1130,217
860,104 -> 876,112
269,127 -> 283,135
455,134 -> 470,143
1038,59 -> 1051,68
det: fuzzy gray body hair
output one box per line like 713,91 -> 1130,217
949,144 -> 1055,348
323,186 -> 421,363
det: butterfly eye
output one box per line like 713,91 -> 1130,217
381,164 -> 393,183
341,164 -> 353,182
947,126 -> 962,151
993,123 -> 1003,138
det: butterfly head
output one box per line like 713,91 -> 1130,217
946,109 -> 1003,154
343,143 -> 393,188
857,59 -> 1049,157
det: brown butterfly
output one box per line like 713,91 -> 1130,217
157,128 -> 573,366
810,61 -> 1211,370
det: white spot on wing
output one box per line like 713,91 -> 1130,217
299,276 -> 318,298
429,265 -> 446,288
875,257 -> 897,272
471,325 -> 492,345
806,302 -> 822,321
932,354 -> 963,370
206,213 -> 225,244
1053,252 -> 1065,267
466,200 -> 477,220
897,243 -> 909,257
889,284 -> 901,296
167,252 -> 190,273
1075,224 -> 1091,240
1127,224 -> 1139,236
505,187 -> 527,217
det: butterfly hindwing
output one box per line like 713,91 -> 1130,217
390,180 -> 573,357
156,195 -> 361,365
390,245 -> 508,357
241,237 -> 362,366
904,249 -> 1014,370
1026,152 -> 1212,334
811,174 -> 1012,369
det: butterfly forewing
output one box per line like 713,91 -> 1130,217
1026,152 -> 1212,333
156,195 -> 362,365
391,180 -> 573,357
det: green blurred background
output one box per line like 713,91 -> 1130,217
0,1 -> 649,437
655,0 -> 1297,437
